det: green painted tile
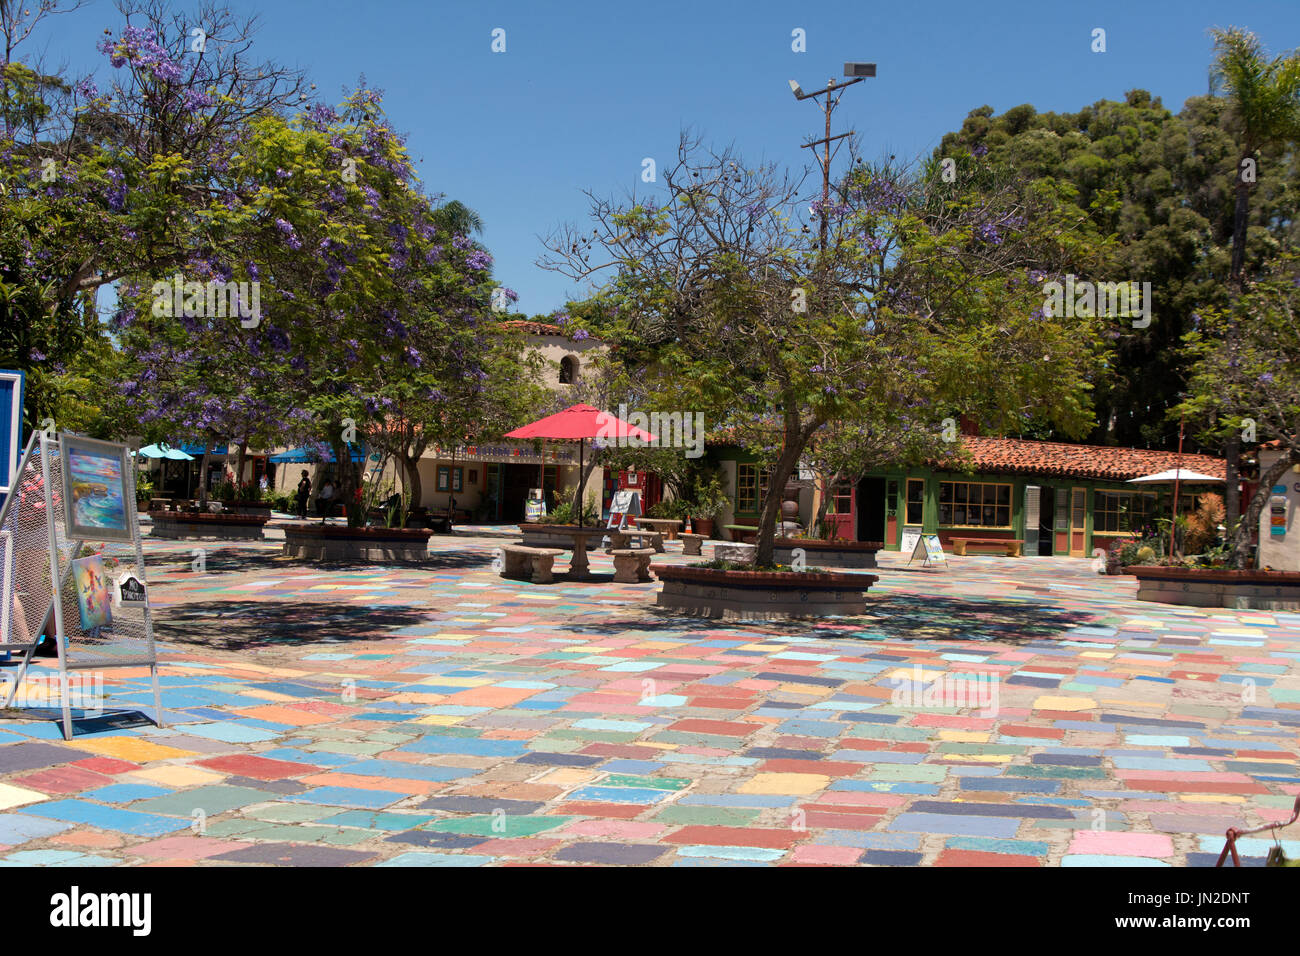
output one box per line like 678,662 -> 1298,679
652,805 -> 760,826
422,815 -> 573,837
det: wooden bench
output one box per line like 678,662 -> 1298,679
610,548 -> 655,583
951,537 -> 1023,557
723,524 -> 759,542
606,529 -> 665,553
500,544 -> 564,583
679,532 -> 708,556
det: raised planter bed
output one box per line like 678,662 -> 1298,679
281,523 -> 433,562
148,511 -> 270,540
1130,566 -> 1300,611
223,500 -> 273,517
653,564 -> 877,620
774,538 -> 883,569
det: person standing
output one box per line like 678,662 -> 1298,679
296,470 -> 311,519
318,479 -> 335,521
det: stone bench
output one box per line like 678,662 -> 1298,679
951,537 -> 1022,557
606,529 -> 665,553
500,545 -> 564,584
679,532 -> 708,556
610,548 -> 655,583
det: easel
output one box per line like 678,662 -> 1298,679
906,533 -> 948,569
0,431 -> 164,740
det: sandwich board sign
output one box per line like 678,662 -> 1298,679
0,370 -> 24,506
0,430 -> 163,739
907,533 -> 947,568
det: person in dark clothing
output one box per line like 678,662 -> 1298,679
296,470 -> 311,519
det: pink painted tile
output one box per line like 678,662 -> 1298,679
1068,831 -> 1174,857
792,845 -> 862,865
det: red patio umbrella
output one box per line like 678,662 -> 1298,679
504,404 -> 656,526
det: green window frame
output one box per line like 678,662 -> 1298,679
735,464 -> 771,515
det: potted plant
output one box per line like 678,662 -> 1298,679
687,474 -> 729,538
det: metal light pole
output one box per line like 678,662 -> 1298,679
789,62 -> 876,252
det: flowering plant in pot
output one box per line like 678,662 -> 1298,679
688,475 -> 729,538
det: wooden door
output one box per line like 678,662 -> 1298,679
1069,487 -> 1087,556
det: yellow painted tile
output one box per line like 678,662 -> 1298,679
533,768 -> 600,786
1181,793 -> 1246,804
938,730 -> 989,743
887,667 -> 945,683
1080,651 -> 1115,659
129,766 -> 225,787
412,714 -> 464,726
1032,695 -> 1096,712
961,753 -> 1012,763
738,772 -> 830,795
66,737 -> 197,762
0,782 -> 48,810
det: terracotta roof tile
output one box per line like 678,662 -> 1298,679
941,435 -> 1226,482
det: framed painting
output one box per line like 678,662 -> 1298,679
60,435 -> 135,543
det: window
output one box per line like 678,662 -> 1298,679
938,481 -> 1011,528
1055,488 -> 1069,531
735,464 -> 771,514
826,480 -> 852,515
886,479 -> 899,517
436,466 -> 463,493
905,479 -> 925,525
1093,491 -> 1153,532
559,355 -> 579,384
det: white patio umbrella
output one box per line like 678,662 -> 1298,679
1127,469 -> 1223,484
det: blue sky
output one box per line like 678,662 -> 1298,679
34,0 -> 1300,314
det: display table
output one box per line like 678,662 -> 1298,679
518,524 -> 609,580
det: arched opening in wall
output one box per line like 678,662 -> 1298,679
559,354 -> 579,385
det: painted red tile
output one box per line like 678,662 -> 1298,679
195,754 -> 311,780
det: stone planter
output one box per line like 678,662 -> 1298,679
148,511 -> 270,541
281,523 -> 432,562
225,500 -> 273,517
773,538 -> 883,569
519,523 -> 591,547
653,564 -> 877,620
1130,566 -> 1300,611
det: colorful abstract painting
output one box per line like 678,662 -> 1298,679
62,437 -> 132,541
71,555 -> 113,632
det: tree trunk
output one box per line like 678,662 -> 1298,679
402,454 -> 422,509
1232,448 -> 1295,569
333,437 -> 360,527
1224,165 -> 1252,531
754,441 -> 805,568
814,470 -> 840,540
1230,171 -> 1250,284
234,441 -> 247,496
